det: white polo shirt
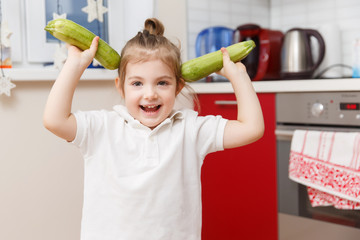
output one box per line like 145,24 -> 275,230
72,105 -> 227,240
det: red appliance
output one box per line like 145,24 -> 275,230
234,24 -> 284,81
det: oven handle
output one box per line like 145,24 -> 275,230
275,129 -> 294,141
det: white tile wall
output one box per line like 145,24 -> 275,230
187,0 -> 360,77
271,0 -> 360,76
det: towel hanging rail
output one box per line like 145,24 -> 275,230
275,127 -> 360,141
275,129 -> 294,141
275,129 -> 294,137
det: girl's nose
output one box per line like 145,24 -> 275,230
144,86 -> 158,100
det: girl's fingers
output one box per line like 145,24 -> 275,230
89,36 -> 99,54
221,47 -> 230,62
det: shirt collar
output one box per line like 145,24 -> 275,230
113,105 -> 184,131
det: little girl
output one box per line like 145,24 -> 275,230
43,18 -> 264,240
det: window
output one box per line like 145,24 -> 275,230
25,0 -> 123,63
44,0 -> 109,43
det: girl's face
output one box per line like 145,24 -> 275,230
117,59 -> 182,129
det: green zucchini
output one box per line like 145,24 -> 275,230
181,40 -> 256,82
44,19 -> 120,70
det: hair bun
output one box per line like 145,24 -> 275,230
144,18 -> 164,36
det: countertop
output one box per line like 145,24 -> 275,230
5,68 -> 360,93
190,78 -> 360,93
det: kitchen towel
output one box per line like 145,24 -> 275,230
289,130 -> 360,209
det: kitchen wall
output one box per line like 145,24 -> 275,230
187,0 -> 360,76
0,81 -> 121,240
156,0 -> 188,60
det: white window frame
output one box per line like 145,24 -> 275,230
24,0 -> 125,63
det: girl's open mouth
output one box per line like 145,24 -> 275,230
140,105 -> 161,113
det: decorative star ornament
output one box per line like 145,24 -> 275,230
53,44 -> 68,70
0,76 -> 16,97
82,0 -> 108,23
1,21 -> 13,48
52,12 -> 67,20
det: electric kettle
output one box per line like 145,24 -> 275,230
281,28 -> 326,79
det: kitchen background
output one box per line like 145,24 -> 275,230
187,0 -> 360,77
1,0 -> 360,239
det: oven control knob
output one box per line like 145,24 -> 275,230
311,102 -> 324,117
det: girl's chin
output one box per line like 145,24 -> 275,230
139,116 -> 165,129
141,121 -> 161,129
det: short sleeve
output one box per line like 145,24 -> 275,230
72,111 -> 87,148
71,110 -> 107,158
185,110 -> 228,158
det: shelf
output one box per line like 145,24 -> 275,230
3,68 -> 118,81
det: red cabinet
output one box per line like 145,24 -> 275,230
198,93 -> 278,240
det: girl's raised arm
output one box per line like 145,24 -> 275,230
43,36 -> 99,142
216,47 -> 265,149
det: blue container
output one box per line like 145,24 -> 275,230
195,26 -> 234,57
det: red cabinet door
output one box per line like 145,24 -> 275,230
198,93 -> 278,240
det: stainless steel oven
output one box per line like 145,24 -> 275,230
275,91 -> 360,239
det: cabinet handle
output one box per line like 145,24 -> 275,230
214,100 -> 237,105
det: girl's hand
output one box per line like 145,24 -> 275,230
66,36 -> 99,69
216,47 -> 247,82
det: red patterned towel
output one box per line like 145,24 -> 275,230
289,130 -> 360,209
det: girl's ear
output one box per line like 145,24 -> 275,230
115,77 -> 125,98
176,78 -> 185,95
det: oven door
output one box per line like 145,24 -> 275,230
276,125 -> 360,239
